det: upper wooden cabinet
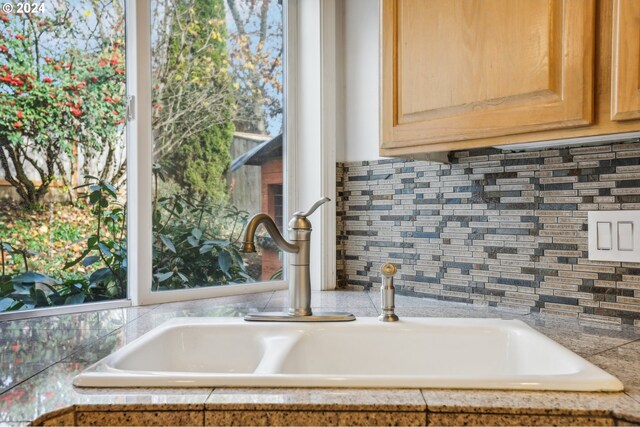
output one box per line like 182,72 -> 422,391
381,0 -> 640,156
612,0 -> 640,121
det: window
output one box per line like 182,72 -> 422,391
0,1 -> 128,316
1,0 -> 290,316
148,0 -> 286,295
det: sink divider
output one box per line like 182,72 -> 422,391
253,333 -> 302,374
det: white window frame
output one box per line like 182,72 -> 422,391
294,0 -> 339,291
128,0 -> 293,305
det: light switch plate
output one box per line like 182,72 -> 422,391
588,211 -> 640,262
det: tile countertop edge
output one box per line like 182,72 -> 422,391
628,391 -> 640,408
71,402 -> 209,412
28,406 -> 75,427
26,388 -> 640,426
203,388 -> 427,412
613,401 -> 640,425
420,389 -> 640,423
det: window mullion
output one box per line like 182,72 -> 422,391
126,0 -> 153,306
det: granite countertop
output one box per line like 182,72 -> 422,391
1,288 -> 639,426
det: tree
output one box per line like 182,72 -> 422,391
0,3 -> 126,207
226,0 -> 283,135
151,0 -> 235,200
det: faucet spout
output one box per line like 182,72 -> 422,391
241,213 -> 299,254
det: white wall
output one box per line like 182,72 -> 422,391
340,0 -> 382,162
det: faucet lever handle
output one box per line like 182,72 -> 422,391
293,197 -> 331,218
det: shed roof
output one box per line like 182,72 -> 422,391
230,133 -> 282,172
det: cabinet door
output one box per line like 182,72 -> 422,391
381,0 -> 595,152
611,0 -> 640,121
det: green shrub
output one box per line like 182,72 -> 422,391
151,164 -> 252,290
1,169 -> 254,312
0,176 -> 126,311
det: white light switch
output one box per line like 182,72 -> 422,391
589,211 -> 640,262
597,222 -> 612,250
618,222 -> 634,251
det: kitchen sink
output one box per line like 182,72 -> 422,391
73,317 -> 623,391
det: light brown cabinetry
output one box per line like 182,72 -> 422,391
611,0 -> 640,120
381,0 -> 640,156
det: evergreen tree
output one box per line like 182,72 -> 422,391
152,0 -> 234,200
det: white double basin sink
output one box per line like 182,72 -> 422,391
73,317 -> 623,391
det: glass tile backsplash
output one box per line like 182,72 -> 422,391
336,140 -> 640,325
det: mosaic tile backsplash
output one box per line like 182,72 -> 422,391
336,140 -> 640,325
